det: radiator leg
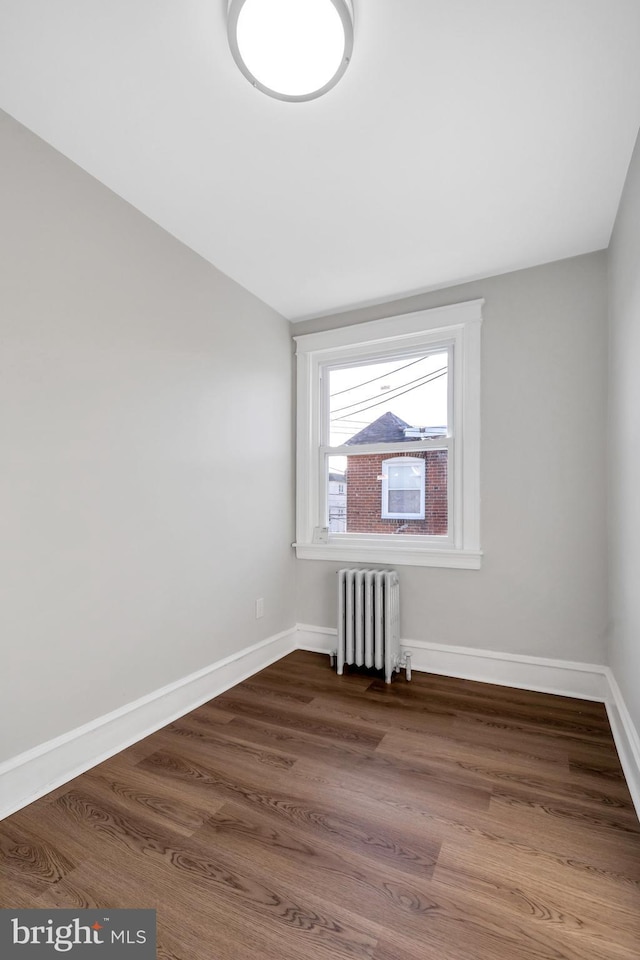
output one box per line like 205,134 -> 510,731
395,651 -> 411,682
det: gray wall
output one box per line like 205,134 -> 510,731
0,111 -> 295,761
608,130 -> 640,733
295,253 -> 609,665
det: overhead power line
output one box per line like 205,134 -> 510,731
331,369 -> 447,422
329,355 -> 428,398
330,366 -> 447,418
331,366 -> 446,415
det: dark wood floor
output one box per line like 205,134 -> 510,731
2,650 -> 639,959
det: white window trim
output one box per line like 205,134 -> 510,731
294,299 -> 483,569
381,457 -> 426,520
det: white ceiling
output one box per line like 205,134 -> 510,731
1,1 -> 639,321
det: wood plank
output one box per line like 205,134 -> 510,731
136,748 -> 443,880
45,788 -> 379,960
2,651 -> 638,960
432,838 -> 640,959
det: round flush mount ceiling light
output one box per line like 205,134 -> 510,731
227,0 -> 354,102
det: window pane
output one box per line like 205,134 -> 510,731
328,451 -> 448,536
389,489 -> 421,514
388,462 -> 422,489
327,459 -> 347,532
329,352 -> 448,447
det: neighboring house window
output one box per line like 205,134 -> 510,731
294,299 -> 482,569
382,458 -> 425,519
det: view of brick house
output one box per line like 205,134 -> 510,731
344,412 -> 448,535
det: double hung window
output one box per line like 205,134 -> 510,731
294,300 -> 482,568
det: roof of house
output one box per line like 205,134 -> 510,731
345,412 -> 412,445
345,412 -> 448,445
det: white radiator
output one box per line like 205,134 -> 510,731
334,569 -> 411,683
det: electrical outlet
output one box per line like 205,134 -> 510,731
255,598 -> 264,619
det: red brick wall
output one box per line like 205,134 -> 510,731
345,451 -> 448,535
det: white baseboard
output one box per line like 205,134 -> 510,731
0,628 -> 297,821
403,638 -> 609,701
295,624 -> 608,700
295,623 -> 338,654
295,623 -> 640,821
604,670 -> 640,818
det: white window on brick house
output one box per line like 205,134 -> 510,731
382,458 -> 425,519
294,299 -> 482,569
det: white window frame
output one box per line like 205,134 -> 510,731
294,299 -> 483,569
381,457 -> 426,520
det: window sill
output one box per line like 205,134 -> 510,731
294,541 -> 482,569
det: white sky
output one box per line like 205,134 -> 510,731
329,351 -> 448,446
